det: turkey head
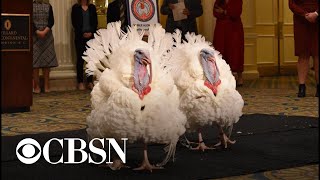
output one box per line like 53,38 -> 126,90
200,49 -> 221,95
132,49 -> 152,100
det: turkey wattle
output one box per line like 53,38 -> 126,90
83,22 -> 187,172
166,31 -> 244,151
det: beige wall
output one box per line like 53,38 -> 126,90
47,0 -> 296,90
198,0 -> 295,77
158,0 -> 259,78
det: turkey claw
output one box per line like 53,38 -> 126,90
133,163 -> 164,172
215,133 -> 236,149
99,159 -> 130,170
190,142 -> 215,152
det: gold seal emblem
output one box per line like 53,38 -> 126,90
4,19 -> 12,31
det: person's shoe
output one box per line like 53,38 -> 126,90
297,84 -> 306,97
316,84 -> 319,97
236,77 -> 243,87
78,83 -> 85,90
87,82 -> 94,90
33,88 -> 41,94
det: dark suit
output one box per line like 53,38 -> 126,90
107,0 -> 128,30
161,0 -> 203,35
71,4 -> 98,83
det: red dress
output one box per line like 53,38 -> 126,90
289,0 -> 318,56
213,0 -> 244,73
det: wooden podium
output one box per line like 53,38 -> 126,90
1,0 -> 33,113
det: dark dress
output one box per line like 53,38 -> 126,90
33,2 -> 58,68
160,0 -> 203,35
289,0 -> 318,56
71,4 -> 98,83
213,0 -> 244,73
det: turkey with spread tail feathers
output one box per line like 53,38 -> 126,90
83,22 -> 187,172
165,30 -> 244,151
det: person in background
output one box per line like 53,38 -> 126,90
160,0 -> 203,39
107,0 -> 128,31
213,0 -> 244,87
72,0 -> 98,90
33,0 -> 58,93
289,0 -> 318,97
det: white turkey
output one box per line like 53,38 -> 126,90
83,22 -> 187,172
166,31 -> 244,151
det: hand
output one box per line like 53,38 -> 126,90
168,3 -> 175,10
36,30 -> 46,39
182,8 -> 190,16
214,6 -> 225,14
83,32 -> 92,39
305,12 -> 318,23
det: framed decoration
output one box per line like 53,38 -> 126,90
127,0 -> 160,35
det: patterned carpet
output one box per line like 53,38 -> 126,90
1,75 -> 319,179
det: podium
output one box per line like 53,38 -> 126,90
1,0 -> 33,113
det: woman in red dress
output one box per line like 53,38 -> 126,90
289,0 -> 319,97
213,0 -> 244,86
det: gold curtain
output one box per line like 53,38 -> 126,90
158,0 -> 166,26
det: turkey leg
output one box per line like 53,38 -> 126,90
133,143 -> 164,172
214,124 -> 236,148
190,128 -> 215,151
88,138 -> 129,170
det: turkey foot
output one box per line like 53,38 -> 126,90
190,141 -> 215,151
214,125 -> 236,149
99,159 -> 130,170
190,129 -> 215,151
133,144 -> 164,172
179,135 -> 198,149
214,133 -> 236,149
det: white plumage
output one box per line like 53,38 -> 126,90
83,22 -> 187,171
166,31 -> 244,150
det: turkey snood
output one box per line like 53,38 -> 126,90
132,49 -> 152,100
200,49 -> 221,95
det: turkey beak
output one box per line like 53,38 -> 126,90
208,55 -> 215,62
142,57 -> 151,66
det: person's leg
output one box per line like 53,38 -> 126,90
75,38 -> 85,90
43,68 -> 50,93
297,54 -> 310,97
313,56 -> 319,97
87,75 -> 94,90
83,38 -> 94,90
237,72 -> 243,86
33,68 -> 40,93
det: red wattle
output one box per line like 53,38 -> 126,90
143,86 -> 151,96
204,80 -> 221,95
134,85 -> 151,100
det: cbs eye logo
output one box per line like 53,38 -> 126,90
16,138 -> 41,164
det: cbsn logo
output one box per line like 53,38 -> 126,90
16,138 -> 128,165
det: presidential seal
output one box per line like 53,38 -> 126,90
131,0 -> 155,22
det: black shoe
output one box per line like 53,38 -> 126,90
316,84 -> 319,97
297,84 -> 306,97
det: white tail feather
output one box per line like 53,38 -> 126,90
156,141 -> 177,167
83,22 -> 124,80
84,22 -> 174,82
